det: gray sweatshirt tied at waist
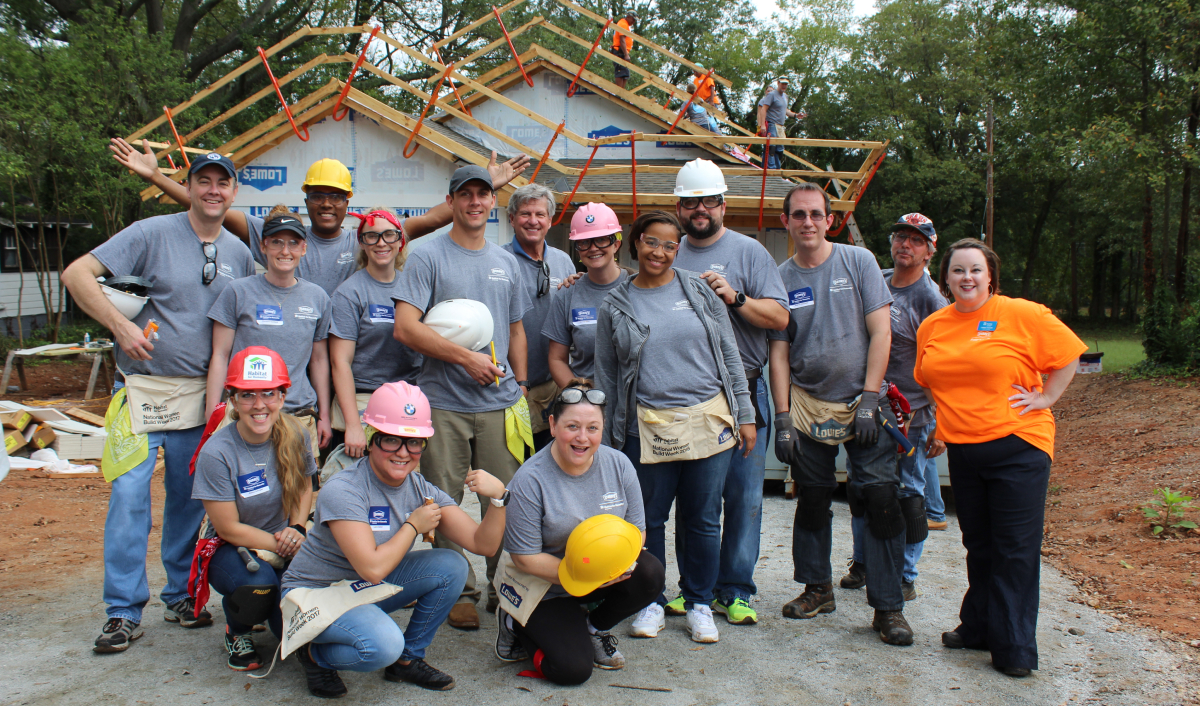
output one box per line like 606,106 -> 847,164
594,268 -> 753,450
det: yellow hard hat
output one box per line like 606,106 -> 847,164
558,514 -> 642,597
302,158 -> 353,197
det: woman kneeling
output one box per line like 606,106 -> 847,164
497,379 -> 664,685
281,381 -> 508,697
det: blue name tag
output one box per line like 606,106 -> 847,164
256,304 -> 283,326
788,287 -> 814,309
978,321 -> 998,332
368,304 -> 395,324
368,506 -> 391,532
237,469 -> 270,498
571,307 -> 598,326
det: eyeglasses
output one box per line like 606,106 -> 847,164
557,388 -> 606,405
890,231 -> 927,245
536,259 -> 551,298
201,241 -> 218,285
573,235 -> 617,252
787,210 -> 828,222
639,235 -> 679,253
678,195 -> 724,210
373,434 -> 428,454
235,389 -> 280,403
306,191 -> 347,205
265,237 -> 304,251
360,229 -> 403,245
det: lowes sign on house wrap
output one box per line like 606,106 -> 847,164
240,166 -> 287,191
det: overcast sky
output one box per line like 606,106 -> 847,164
750,0 -> 878,21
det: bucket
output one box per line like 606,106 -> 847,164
1078,351 -> 1103,374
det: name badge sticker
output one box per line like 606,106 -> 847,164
368,506 -> 391,532
256,304 -> 283,326
237,469 -> 270,498
571,307 -> 598,326
788,287 -> 814,309
977,321 -> 998,332
369,304 -> 395,324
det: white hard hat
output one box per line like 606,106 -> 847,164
101,283 -> 149,320
674,159 -> 729,198
424,299 -> 494,352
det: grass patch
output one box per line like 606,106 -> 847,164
1069,327 -> 1145,373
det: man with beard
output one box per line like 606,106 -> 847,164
668,158 -> 789,626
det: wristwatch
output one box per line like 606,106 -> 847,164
490,489 -> 512,508
517,380 -> 530,389
730,291 -> 746,308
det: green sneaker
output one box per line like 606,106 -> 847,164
712,598 -> 758,625
664,595 -> 686,616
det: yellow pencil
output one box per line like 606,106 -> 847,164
489,341 -> 500,386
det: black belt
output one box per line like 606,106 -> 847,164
744,368 -> 761,380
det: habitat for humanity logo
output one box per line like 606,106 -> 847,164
243,355 -> 272,381
239,166 -> 287,191
589,125 -> 631,147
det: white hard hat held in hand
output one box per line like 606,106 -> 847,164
674,158 -> 729,198
423,299 -> 495,352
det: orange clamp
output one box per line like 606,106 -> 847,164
162,106 -> 190,169
529,122 -> 565,182
667,68 -> 712,135
430,46 -> 472,117
403,63 -> 455,159
568,18 -> 612,97
257,47 -> 310,142
552,143 -> 601,226
333,25 -> 381,121
494,6 -> 533,87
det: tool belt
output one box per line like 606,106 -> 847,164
524,380 -> 560,435
493,551 -> 553,626
120,372 -> 207,434
789,385 -> 860,446
636,391 -> 737,464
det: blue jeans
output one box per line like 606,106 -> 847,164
207,543 -> 283,637
851,421 -> 933,583
306,548 -> 468,671
766,123 -> 785,170
621,436 -> 732,608
103,383 -> 206,623
924,437 -> 946,521
715,376 -> 769,604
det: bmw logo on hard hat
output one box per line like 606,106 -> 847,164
585,214 -> 595,223
404,404 -> 416,416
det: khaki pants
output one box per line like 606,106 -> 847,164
422,407 -> 520,604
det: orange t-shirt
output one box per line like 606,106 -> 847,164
612,18 -> 633,53
914,295 -> 1086,460
694,74 -> 716,103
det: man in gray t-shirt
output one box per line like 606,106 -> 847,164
766,183 -> 914,646
62,154 -> 256,650
756,79 -> 801,170
392,166 -> 532,625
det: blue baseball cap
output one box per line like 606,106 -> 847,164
188,152 -> 237,181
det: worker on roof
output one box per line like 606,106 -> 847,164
757,78 -> 804,170
109,139 -> 529,296
692,65 -> 722,110
681,84 -> 717,133
611,11 -> 637,89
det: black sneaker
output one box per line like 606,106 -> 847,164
839,559 -> 867,590
93,618 -> 144,653
495,609 -> 529,662
384,658 -> 456,691
224,628 -> 263,671
296,643 -> 348,698
164,597 -> 213,628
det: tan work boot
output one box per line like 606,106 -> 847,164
781,583 -> 836,619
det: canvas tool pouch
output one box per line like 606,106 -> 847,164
121,373 -> 207,434
636,392 -> 737,464
493,551 -> 552,627
330,393 -> 372,432
789,385 -> 859,445
525,381 -> 559,435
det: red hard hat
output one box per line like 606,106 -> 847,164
226,346 -> 291,391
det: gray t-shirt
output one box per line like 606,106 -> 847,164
192,423 -> 318,534
504,240 -> 577,387
207,275 -> 332,412
542,270 -> 628,382
246,216 -> 358,297
393,234 -> 532,413
92,212 -> 256,378
675,229 -> 788,370
627,275 -> 722,435
768,244 -> 893,403
883,269 -> 948,425
330,269 -> 422,389
281,457 -> 456,590
504,444 -> 645,600
758,90 -> 789,126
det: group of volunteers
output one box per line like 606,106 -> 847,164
63,134 -> 1086,696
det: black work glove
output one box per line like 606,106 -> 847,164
853,390 -> 880,447
774,412 -> 800,466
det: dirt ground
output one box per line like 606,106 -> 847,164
3,358 -> 111,401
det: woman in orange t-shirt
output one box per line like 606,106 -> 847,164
914,238 -> 1085,678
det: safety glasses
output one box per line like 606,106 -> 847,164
536,259 -> 551,298
235,389 -> 281,403
678,195 -> 723,210
638,235 -> 679,253
306,191 -> 347,205
373,434 -> 427,454
556,388 -> 606,406
360,229 -> 403,245
573,235 -> 617,252
201,241 -> 218,285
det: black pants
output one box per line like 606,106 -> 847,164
513,550 -> 664,685
947,434 -> 1051,671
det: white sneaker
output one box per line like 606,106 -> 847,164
686,604 -> 720,643
629,604 -> 666,638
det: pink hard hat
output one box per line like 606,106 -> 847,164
569,203 -> 622,241
361,381 -> 435,438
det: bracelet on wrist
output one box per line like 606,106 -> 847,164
404,521 -> 419,534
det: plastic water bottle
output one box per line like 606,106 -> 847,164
84,332 -> 90,345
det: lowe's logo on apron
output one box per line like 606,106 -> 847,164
350,580 -> 382,592
499,582 -> 523,608
368,506 -> 391,532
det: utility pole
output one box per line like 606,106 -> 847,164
986,103 -> 994,249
